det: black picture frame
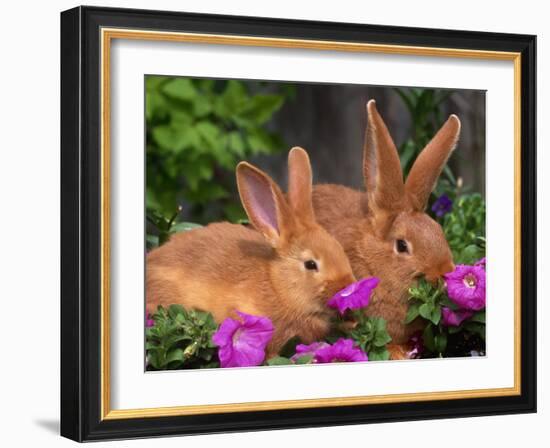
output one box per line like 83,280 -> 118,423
61,5 -> 536,442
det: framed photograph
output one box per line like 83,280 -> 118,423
60,6 -> 536,442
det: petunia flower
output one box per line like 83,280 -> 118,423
145,314 -> 155,328
441,307 -> 474,326
328,277 -> 380,314
212,311 -> 274,368
431,194 -> 453,217
444,264 -> 486,311
314,338 -> 368,363
290,341 -> 329,363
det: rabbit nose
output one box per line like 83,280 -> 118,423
446,262 -> 456,273
425,262 -> 455,283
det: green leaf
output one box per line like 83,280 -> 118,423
170,222 -> 203,234
146,75 -> 168,91
457,244 -> 484,265
465,322 -> 486,339
227,131 -> 246,157
404,302 -> 420,324
368,347 -> 390,361
147,351 -> 161,369
423,325 -> 435,352
374,318 -> 387,333
470,311 -> 486,324
170,110 -> 193,127
152,125 -> 186,152
295,355 -> 314,365
166,348 -> 185,364
373,332 -> 392,347
434,332 -> 448,354
162,78 -> 197,101
266,356 -> 292,366
448,325 -> 463,334
419,303 -> 434,320
146,90 -> 167,121
240,94 -> 284,124
195,121 -> 221,149
168,304 -> 186,319
192,95 -> 212,117
146,234 -> 159,248
214,80 -> 248,119
430,305 -> 442,326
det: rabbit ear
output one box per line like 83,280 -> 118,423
405,115 -> 461,211
236,162 -> 293,246
287,147 -> 315,223
363,100 -> 405,214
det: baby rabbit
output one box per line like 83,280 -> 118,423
146,147 -> 355,357
312,100 -> 460,359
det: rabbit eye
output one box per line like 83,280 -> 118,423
304,260 -> 318,271
396,239 -> 409,254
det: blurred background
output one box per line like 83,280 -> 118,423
145,76 -> 485,245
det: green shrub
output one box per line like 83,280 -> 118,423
146,305 -> 219,370
146,77 -> 291,224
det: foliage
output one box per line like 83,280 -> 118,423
146,305 -> 219,370
405,192 -> 486,358
394,88 -> 454,179
145,306 -> 393,370
146,206 -> 203,250
394,88 -> 487,359
146,76 -> 291,223
144,86 -> 487,368
406,278 -> 486,358
347,313 -> 392,361
322,311 -> 392,361
266,355 -> 313,366
442,193 -> 486,264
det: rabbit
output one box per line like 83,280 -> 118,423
311,100 -> 461,359
146,147 -> 356,358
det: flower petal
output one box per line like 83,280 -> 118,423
441,307 -> 474,326
314,338 -> 368,363
328,277 -> 380,314
444,264 -> 486,310
213,311 -> 274,368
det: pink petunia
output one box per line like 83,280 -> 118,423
444,264 -> 486,311
145,314 -> 155,328
314,338 -> 368,363
328,277 -> 380,314
441,307 -> 474,327
290,342 -> 330,363
212,311 -> 274,368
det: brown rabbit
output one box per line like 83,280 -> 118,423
146,147 -> 355,357
312,100 -> 460,359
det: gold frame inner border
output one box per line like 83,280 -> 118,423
100,27 -> 522,420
